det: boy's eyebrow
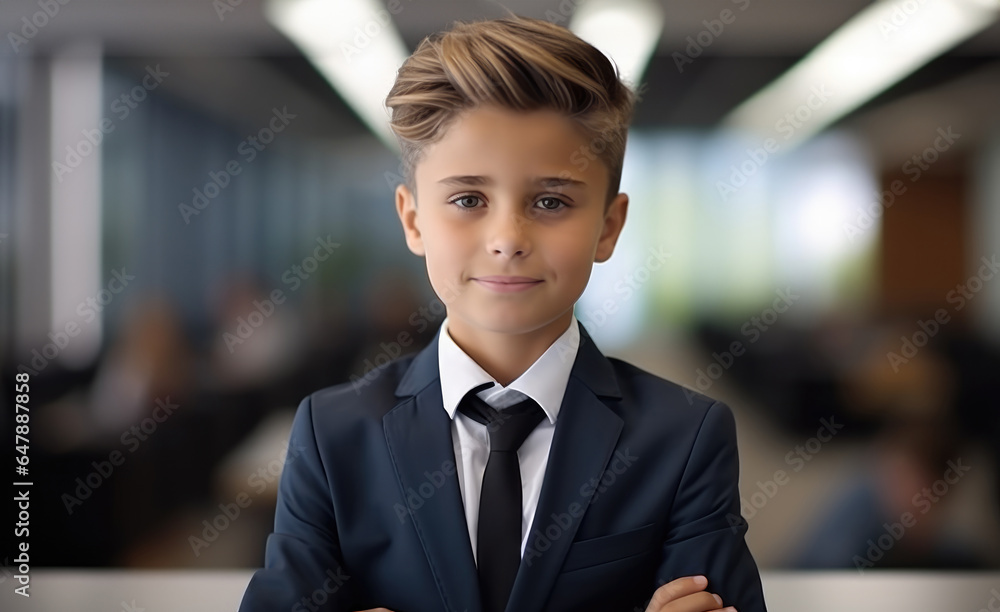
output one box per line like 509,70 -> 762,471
437,175 -> 587,188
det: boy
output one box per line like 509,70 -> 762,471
240,14 -> 767,612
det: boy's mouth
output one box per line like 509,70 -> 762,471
472,275 -> 543,292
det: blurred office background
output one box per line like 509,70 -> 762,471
1,0 -> 999,574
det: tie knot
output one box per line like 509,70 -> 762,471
458,391 -> 545,452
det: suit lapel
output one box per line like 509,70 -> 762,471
385,322 -> 623,612
385,330 -> 482,612
505,324 -> 624,612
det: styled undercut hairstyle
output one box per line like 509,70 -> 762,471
384,14 -> 637,205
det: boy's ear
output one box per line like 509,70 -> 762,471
395,183 -> 425,256
594,192 -> 628,263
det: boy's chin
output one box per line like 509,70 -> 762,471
452,309 -> 572,336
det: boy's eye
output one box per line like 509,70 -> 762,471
535,197 -> 567,211
450,195 -> 482,209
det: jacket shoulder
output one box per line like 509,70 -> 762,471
605,356 -> 727,415
305,351 -> 420,420
602,357 -> 739,458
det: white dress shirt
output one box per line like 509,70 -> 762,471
437,316 -> 581,564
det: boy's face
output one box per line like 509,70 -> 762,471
395,105 -> 628,343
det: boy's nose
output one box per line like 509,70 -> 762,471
486,209 -> 532,258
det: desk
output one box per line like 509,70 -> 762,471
1,570 -> 998,611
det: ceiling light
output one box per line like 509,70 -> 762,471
724,0 -> 1000,149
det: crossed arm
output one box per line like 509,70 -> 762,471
359,576 -> 735,612
646,401 -> 767,612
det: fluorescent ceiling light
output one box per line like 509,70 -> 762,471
267,0 -> 663,148
265,0 -> 409,151
570,0 -> 663,88
724,0 -> 1000,149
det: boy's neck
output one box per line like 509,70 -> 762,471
446,311 -> 574,387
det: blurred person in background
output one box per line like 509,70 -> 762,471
787,324 -> 989,569
37,294 -> 196,452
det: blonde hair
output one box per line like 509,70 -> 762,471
385,14 -> 636,204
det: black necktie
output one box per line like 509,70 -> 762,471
458,385 -> 545,612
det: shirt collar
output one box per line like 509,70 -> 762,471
438,316 -> 581,425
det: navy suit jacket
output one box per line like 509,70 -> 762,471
239,323 -> 767,612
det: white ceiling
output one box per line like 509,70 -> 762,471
3,0 -> 999,167
3,0 -> 999,57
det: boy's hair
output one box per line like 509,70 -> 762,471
385,14 -> 636,205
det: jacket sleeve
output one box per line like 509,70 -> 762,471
651,400 -> 767,612
239,395 -> 356,612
